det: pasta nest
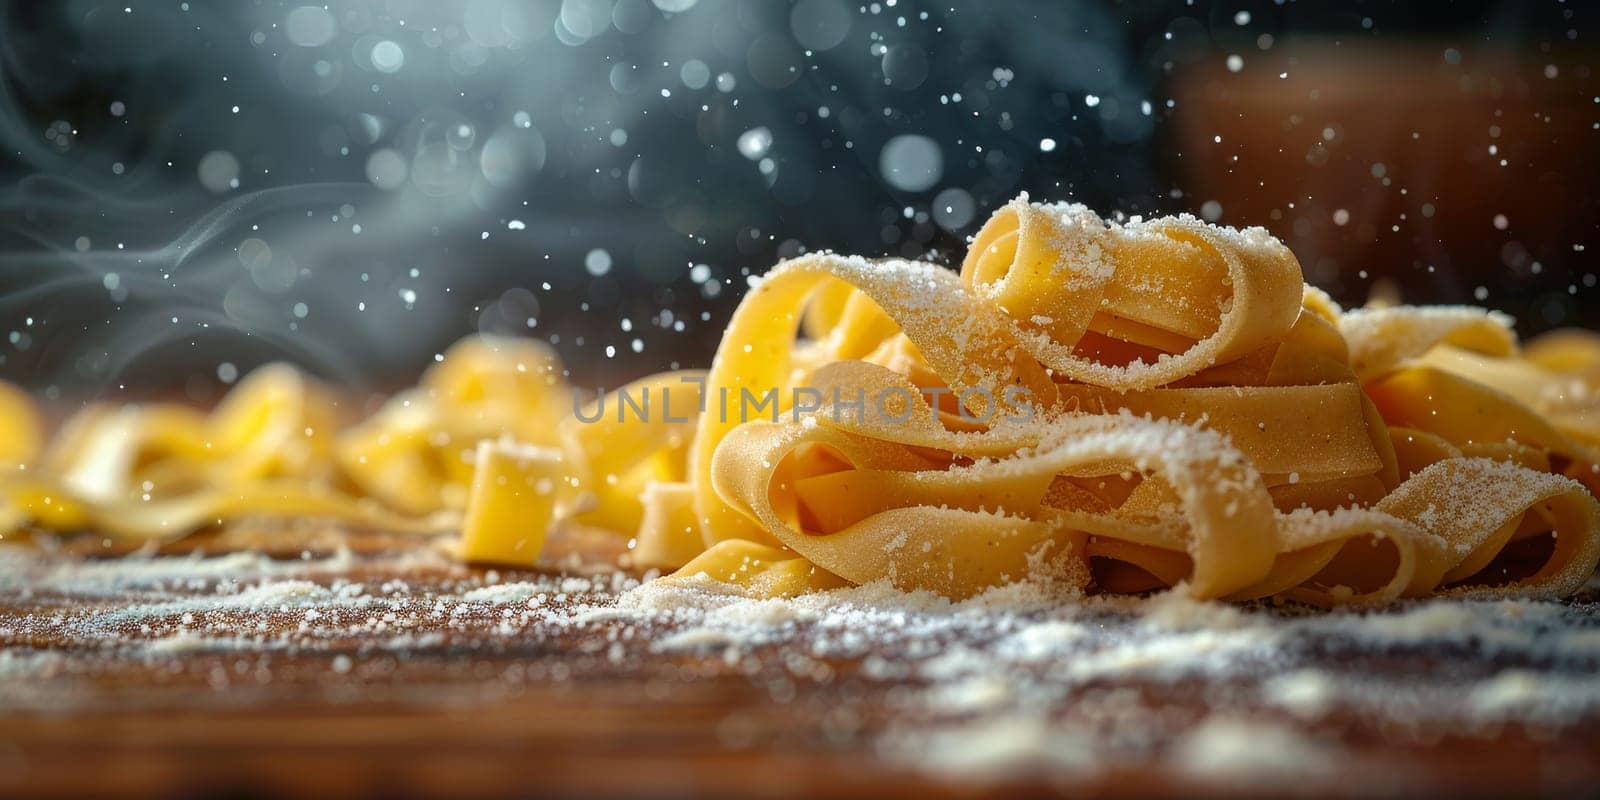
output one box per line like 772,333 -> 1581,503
5,196 -> 1599,607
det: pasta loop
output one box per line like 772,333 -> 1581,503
4,195 -> 1598,607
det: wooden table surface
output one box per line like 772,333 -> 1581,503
1,526 -> 1597,799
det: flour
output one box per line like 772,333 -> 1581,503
461,581 -> 550,604
602,573 -> 1600,780
1,548 -> 1597,785
1174,718 -> 1339,780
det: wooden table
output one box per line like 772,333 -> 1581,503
1,527 -> 1597,799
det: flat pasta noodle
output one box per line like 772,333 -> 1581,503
0,379 -> 42,474
675,197 -> 1599,604
632,480 -> 705,569
3,478 -> 442,541
670,539 -> 851,597
337,336 -> 571,515
1374,458 -> 1600,598
562,371 -> 703,537
1,194 -> 1597,608
689,253 -> 1060,550
959,199 -> 1307,391
1,364 -> 445,543
708,408 -> 1280,598
1348,311 -> 1600,493
1339,305 -> 1517,382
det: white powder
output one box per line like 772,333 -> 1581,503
602,574 -> 1600,781
1175,718 -> 1339,780
141,632 -> 277,655
1261,670 -> 1337,720
461,581 -> 549,604
920,674 -> 1015,714
991,620 -> 1090,661
883,715 -> 1107,777
0,549 -> 336,597
1061,628 -> 1279,682
1466,671 -> 1600,723
0,648 -> 66,679
2,548 -> 1596,787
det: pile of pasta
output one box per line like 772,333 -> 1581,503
4,195 -> 1599,607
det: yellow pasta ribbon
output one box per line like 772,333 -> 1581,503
562,371 -> 702,536
337,336 -> 570,515
2,194 -> 1597,608
676,197 -> 1599,605
631,481 -> 705,570
457,439 -> 569,567
669,539 -> 850,597
690,255 -> 1058,549
0,380 -> 42,476
1,364 -> 439,542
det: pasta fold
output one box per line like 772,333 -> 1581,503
3,195 -> 1597,608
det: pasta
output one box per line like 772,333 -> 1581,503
3,194 -> 1598,608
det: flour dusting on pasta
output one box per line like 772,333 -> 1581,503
3,195 -> 1599,608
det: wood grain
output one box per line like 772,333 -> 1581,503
1,527 -> 1596,799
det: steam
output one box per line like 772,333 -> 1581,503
0,0 -> 1166,401
0,178 -> 392,392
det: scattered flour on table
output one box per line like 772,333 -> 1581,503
1,548 -> 1597,784
606,574 -> 1600,779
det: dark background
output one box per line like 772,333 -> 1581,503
0,0 -> 1595,405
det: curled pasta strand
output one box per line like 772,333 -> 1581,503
1339,305 -> 1517,382
3,194 -> 1598,608
961,197 -> 1306,391
690,255 -> 1059,549
710,410 -> 1281,599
